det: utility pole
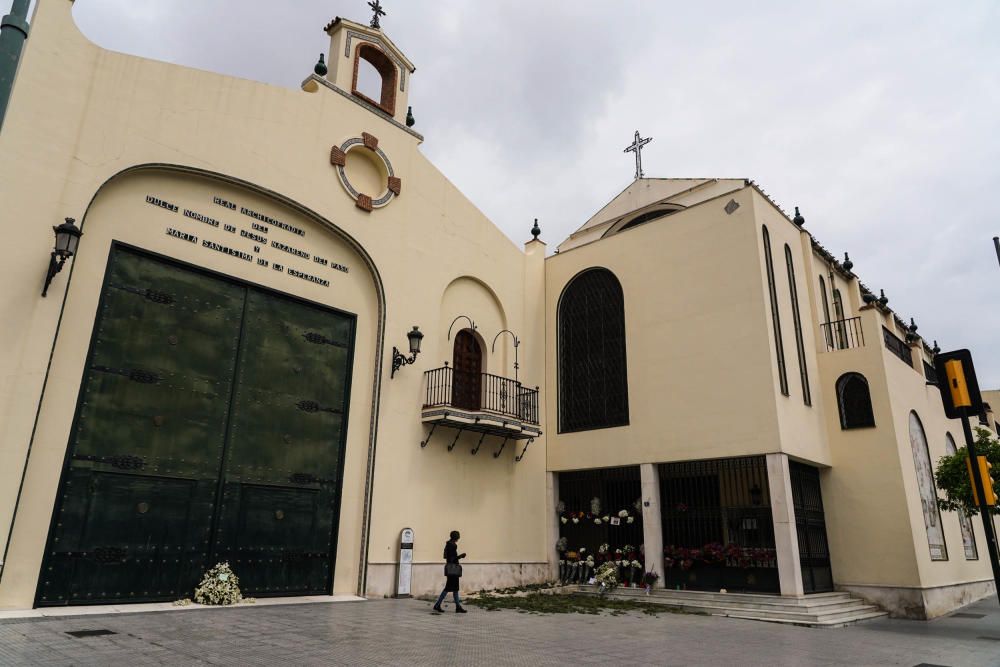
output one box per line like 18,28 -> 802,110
0,0 -> 31,133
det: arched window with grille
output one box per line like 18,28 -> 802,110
558,268 -> 629,433
785,245 -> 811,406
762,226 -> 788,396
819,275 -> 833,349
836,372 -> 875,429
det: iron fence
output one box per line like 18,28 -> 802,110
423,366 -> 539,425
882,326 -> 913,367
820,316 -> 864,351
659,456 -> 775,552
556,466 -> 644,566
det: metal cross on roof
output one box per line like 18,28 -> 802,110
368,0 -> 386,29
623,130 -> 653,180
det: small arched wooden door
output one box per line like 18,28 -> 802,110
452,330 -> 482,410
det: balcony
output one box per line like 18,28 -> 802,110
420,366 -> 541,451
820,316 -> 865,352
882,326 -> 913,367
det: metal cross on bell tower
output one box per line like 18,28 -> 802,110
623,130 -> 653,180
368,0 -> 386,29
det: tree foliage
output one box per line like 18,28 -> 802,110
935,427 -> 1000,516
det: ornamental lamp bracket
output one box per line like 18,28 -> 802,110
391,326 -> 423,378
42,217 -> 82,297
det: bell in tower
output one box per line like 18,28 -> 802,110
308,3 -> 416,128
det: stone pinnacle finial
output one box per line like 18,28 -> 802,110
531,218 -> 541,240
792,206 -> 805,226
314,53 -> 328,76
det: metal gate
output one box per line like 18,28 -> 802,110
789,461 -> 833,593
37,245 -> 355,606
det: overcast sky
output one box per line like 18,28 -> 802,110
64,0 -> 1000,385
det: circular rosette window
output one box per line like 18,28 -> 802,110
330,132 -> 401,212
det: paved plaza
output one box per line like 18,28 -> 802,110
1,595 -> 999,666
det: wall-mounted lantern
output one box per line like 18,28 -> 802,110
42,218 -> 82,297
391,326 -> 423,378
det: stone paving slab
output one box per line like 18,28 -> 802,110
0,595 -> 999,666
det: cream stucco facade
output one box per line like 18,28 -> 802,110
0,0 -> 993,620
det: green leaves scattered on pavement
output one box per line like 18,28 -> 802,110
467,592 -> 695,616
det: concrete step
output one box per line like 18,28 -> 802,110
571,586 -> 888,628
725,609 -> 889,628
579,586 -> 856,610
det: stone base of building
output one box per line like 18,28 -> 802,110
838,579 -> 995,619
365,562 -> 553,599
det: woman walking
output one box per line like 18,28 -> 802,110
433,530 -> 467,613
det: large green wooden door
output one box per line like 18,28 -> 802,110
212,290 -> 353,597
38,246 -> 355,606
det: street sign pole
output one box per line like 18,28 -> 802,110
960,407 -> 1000,604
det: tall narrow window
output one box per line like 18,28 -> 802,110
762,227 -> 788,396
945,433 -> 978,560
785,246 -> 811,406
819,275 -> 833,349
909,412 -> 947,560
558,268 -> 629,432
836,372 -> 875,429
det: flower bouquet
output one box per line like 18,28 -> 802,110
194,562 -> 243,606
595,562 -> 619,596
642,570 -> 660,594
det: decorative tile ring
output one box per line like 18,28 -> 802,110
330,132 -> 401,212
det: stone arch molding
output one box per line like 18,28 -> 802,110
9,163 -> 388,598
439,276 -> 509,377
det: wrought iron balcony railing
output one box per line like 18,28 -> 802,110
423,366 -> 539,425
882,326 -> 913,367
820,316 -> 864,351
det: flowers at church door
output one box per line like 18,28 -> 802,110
193,562 -> 245,606
594,562 -> 619,596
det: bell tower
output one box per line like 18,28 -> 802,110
319,8 -> 415,128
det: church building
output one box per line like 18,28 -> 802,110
0,0 -> 993,620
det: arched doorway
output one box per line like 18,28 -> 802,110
452,330 -> 482,410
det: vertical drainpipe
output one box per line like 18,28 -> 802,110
0,0 -> 31,133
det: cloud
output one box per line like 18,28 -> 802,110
69,0 -> 1000,384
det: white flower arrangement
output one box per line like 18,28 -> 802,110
560,517 -> 568,524
602,515 -> 610,523
194,562 -> 243,606
594,518 -> 602,525
590,497 -> 602,516
595,562 -> 619,593
558,559 -> 566,566
571,517 -> 579,524
556,537 -> 568,552
630,559 -> 642,568
598,543 -> 609,554
626,516 -> 635,524
579,547 -> 587,554
618,509 -> 629,518
586,556 -> 595,567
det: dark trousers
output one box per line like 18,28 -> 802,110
435,589 -> 461,607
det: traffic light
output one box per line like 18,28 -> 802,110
934,349 -> 984,419
967,454 -> 997,506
